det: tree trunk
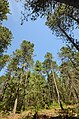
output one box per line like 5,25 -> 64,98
67,71 -> 79,102
52,70 -> 64,110
68,15 -> 79,24
22,71 -> 28,110
12,98 -> 17,119
58,25 -> 79,51
47,73 -> 53,104
52,71 -> 60,103
12,73 -> 22,116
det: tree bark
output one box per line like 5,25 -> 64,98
58,25 -> 79,51
52,71 -> 60,103
52,70 -> 64,110
13,98 -> 17,119
48,75 -> 53,104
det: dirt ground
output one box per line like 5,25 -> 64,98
0,105 -> 78,119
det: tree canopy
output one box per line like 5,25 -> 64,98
0,0 -> 10,23
16,0 -> 79,51
0,0 -> 12,71
0,0 -> 12,56
0,40 -> 79,115
46,4 -> 79,51
17,0 -> 79,21
0,26 -> 12,56
0,0 -> 79,117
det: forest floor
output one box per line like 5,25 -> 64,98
0,104 -> 79,119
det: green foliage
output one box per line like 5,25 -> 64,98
35,60 -> 43,74
19,0 -> 56,23
43,52 -> 60,105
0,26 -> 12,56
0,25 -> 12,70
17,0 -> 79,21
0,55 -> 9,70
46,4 -> 79,50
0,0 -> 79,116
0,0 -> 12,54
0,40 -> 79,116
0,40 -> 34,112
26,73 -> 50,111
59,46 -> 79,104
0,0 -> 12,71
13,40 -> 34,69
43,52 -> 58,74
0,0 -> 10,22
16,0 -> 79,50
7,40 -> 34,75
2,78 -> 18,111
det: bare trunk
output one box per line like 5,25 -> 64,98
12,73 -> 22,117
12,98 -> 17,119
58,25 -> 79,51
47,73 -> 53,104
20,73 -> 22,82
22,71 -> 28,110
52,70 -> 64,110
52,71 -> 60,103
68,15 -> 79,24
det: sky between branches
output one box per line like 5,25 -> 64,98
0,0 -> 65,76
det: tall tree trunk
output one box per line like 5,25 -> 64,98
47,73 -> 53,104
12,73 -> 22,116
22,71 -> 28,110
67,71 -> 79,102
52,70 -> 64,110
58,25 -> 79,51
12,98 -> 17,119
52,71 -> 60,103
68,15 -> 79,24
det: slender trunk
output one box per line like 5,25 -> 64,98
58,25 -> 79,51
12,98 -> 17,119
52,70 -> 64,110
22,71 -> 28,110
67,71 -> 79,102
12,73 -> 22,116
20,73 -> 22,82
0,80 -> 8,101
69,58 -> 79,71
23,78 -> 26,111
68,15 -> 79,24
47,73 -> 53,104
52,71 -> 60,103
49,81 -> 53,104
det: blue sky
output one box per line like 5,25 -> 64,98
0,0 -> 65,76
